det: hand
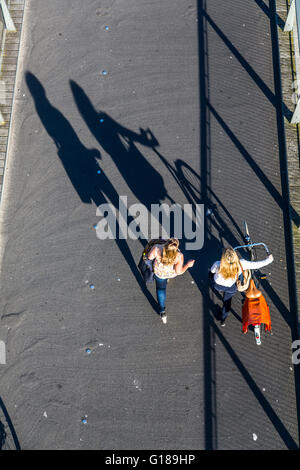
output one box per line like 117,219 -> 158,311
140,128 -> 159,146
92,148 -> 101,160
187,259 -> 195,268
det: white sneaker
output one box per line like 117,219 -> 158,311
161,314 -> 167,324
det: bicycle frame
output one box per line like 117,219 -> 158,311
233,228 -> 271,345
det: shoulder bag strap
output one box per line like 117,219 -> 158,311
238,260 -> 245,280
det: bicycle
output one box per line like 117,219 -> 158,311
233,221 -> 272,345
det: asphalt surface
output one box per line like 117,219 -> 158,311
0,0 -> 299,450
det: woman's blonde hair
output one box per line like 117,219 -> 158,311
218,248 -> 240,279
161,238 -> 179,265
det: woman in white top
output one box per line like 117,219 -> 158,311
210,247 -> 273,326
148,238 -> 195,323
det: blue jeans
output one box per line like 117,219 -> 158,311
210,277 -> 237,321
154,274 -> 168,314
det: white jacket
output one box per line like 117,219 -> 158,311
210,255 -> 273,288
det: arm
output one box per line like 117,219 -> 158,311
174,253 -> 195,275
240,254 -> 274,271
210,261 -> 220,273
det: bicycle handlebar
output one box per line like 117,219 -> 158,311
233,242 -> 270,255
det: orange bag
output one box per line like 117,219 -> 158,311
242,280 -> 271,333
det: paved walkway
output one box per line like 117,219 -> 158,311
0,0 -> 298,450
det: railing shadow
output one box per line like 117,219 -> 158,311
0,397 -> 21,450
0,420 -> 6,449
203,9 -> 293,122
207,102 -> 300,227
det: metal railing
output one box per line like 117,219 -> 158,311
285,0 -> 300,123
0,0 -> 15,32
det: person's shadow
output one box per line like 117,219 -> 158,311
25,72 -> 103,205
25,72 -> 160,312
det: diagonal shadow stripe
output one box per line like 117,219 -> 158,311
208,102 -> 300,225
204,11 -> 292,121
212,321 -> 298,448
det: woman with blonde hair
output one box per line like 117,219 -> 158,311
210,247 -> 273,326
148,238 -> 195,323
